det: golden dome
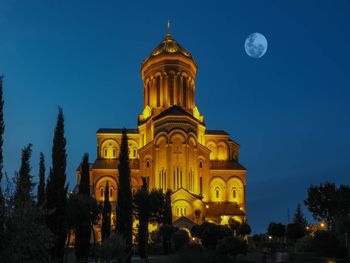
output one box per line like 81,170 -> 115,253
142,32 -> 195,65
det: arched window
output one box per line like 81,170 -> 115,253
113,149 -> 116,157
110,188 -> 113,197
100,187 -> 104,197
232,188 -> 237,199
199,161 -> 203,168
215,187 -> 220,198
104,149 -> 107,157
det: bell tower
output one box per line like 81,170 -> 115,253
139,23 -> 199,121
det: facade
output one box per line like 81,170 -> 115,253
77,28 -> 247,231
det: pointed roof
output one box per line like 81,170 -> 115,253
153,105 -> 198,122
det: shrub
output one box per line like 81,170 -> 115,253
313,230 -> 347,258
193,222 -> 232,249
172,229 -> 190,251
216,236 -> 247,257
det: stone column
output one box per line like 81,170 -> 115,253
163,73 -> 168,107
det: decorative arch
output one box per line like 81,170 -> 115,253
100,139 -> 119,159
206,140 -> 217,160
209,177 -> 226,201
169,129 -> 188,143
226,176 -> 244,203
95,176 -> 118,202
217,141 -> 228,160
128,139 -> 138,159
154,133 -> 168,146
172,199 -> 193,217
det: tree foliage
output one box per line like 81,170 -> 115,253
216,236 -> 247,257
1,142 -> 54,263
238,222 -> 252,236
292,203 -> 307,228
46,107 -> 68,262
286,223 -> 305,241
192,222 -> 231,249
304,182 -> 350,230
0,76 -> 5,245
78,153 -> 90,195
101,181 -> 111,242
116,129 -> 133,261
267,222 -> 285,238
66,193 -> 99,262
163,189 -> 172,225
133,177 -> 165,258
37,152 -> 46,207
14,144 -> 34,207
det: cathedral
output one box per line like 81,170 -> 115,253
77,26 -> 247,230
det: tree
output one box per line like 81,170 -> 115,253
163,189 -> 172,225
37,152 -> 46,206
216,236 -> 247,257
1,141 -> 54,263
116,128 -> 133,262
79,153 -> 90,195
162,189 -> 173,254
192,222 -> 231,249
14,144 -> 34,207
292,203 -> 307,228
304,182 -> 350,231
267,223 -> 285,241
46,107 -> 68,262
0,75 -> 5,247
134,178 -> 149,258
286,223 -> 305,242
101,181 -> 111,242
238,222 -> 252,237
74,153 -> 94,262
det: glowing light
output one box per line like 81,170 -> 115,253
192,237 -> 195,241
239,207 -> 243,211
268,236 -> 272,240
320,223 -> 325,228
205,205 -> 209,208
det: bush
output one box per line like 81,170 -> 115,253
172,229 -> 190,251
193,222 -> 232,249
216,236 -> 247,257
295,235 -> 313,252
99,233 -> 127,263
173,244 -> 235,263
313,230 -> 347,258
286,223 -> 305,241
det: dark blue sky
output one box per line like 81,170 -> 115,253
0,0 -> 349,233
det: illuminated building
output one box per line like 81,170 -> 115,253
77,25 -> 247,231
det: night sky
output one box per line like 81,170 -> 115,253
0,0 -> 349,234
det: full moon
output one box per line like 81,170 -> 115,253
245,33 -> 268,58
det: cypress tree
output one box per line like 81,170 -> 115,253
79,153 -> 90,195
0,76 -> 5,246
101,181 -> 111,242
134,178 -> 149,258
116,128 -> 133,261
164,189 -> 172,225
14,144 -> 34,207
46,107 -> 68,262
293,203 -> 308,228
74,153 -> 92,262
37,152 -> 46,206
